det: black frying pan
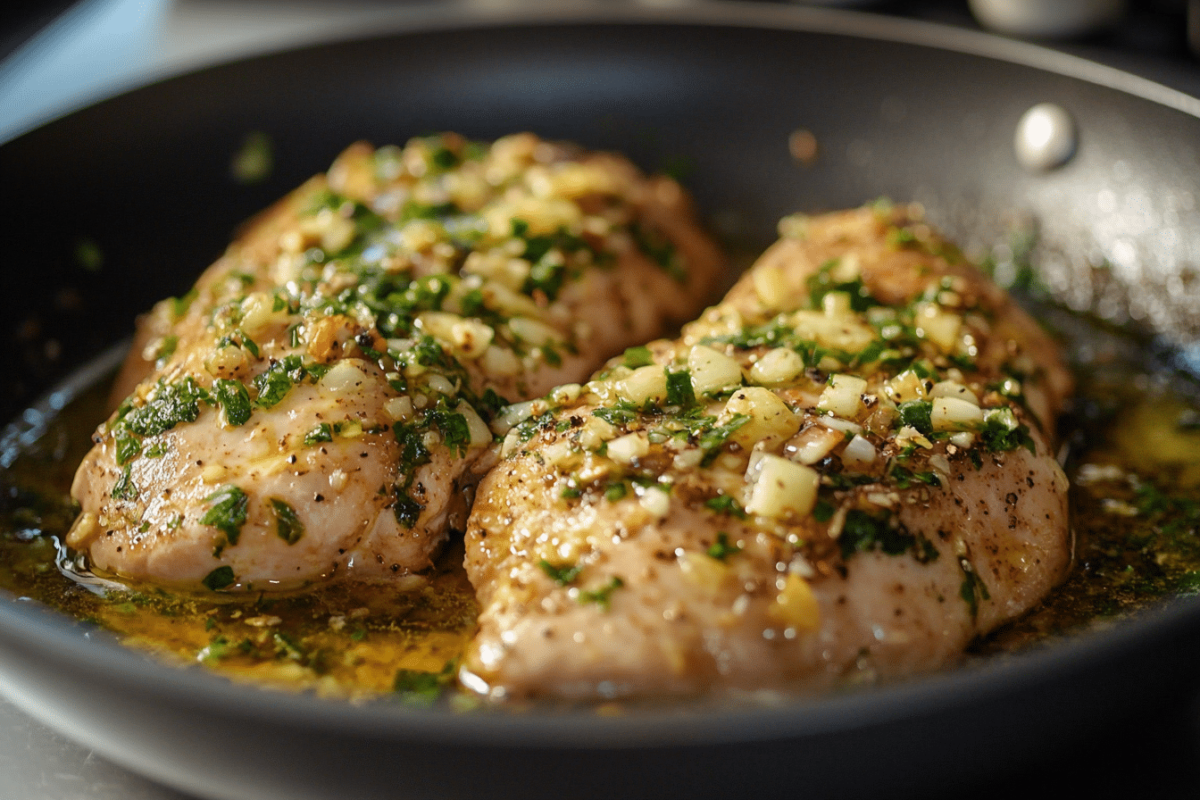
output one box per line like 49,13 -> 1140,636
3,5 -> 1200,800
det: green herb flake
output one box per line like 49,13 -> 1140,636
426,400 -> 472,457
980,411 -> 1037,455
959,558 -> 991,617
122,376 -> 209,437
604,482 -> 628,502
393,661 -> 455,705
154,335 -> 178,364
705,495 -> 747,519
623,346 -> 654,368
231,131 -> 274,184
114,431 -> 142,466
707,532 -> 742,561
699,414 -> 751,465
304,423 -> 334,446
838,509 -> 938,564
578,577 -> 624,609
538,559 -> 583,586
202,566 -> 236,591
213,379 -> 252,427
200,485 -> 249,545
199,634 -> 232,660
666,368 -> 696,408
392,491 -> 424,528
111,465 -> 139,500
594,401 -> 640,428
897,400 -> 934,435
268,498 -> 304,545
253,362 -> 296,409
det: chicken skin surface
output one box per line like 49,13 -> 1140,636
462,204 -> 1072,699
68,133 -> 723,592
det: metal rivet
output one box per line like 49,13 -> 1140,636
1015,103 -> 1077,172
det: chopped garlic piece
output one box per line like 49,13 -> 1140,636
688,345 -> 743,397
786,425 -> 845,465
721,387 -> 801,449
638,486 -> 671,519
749,348 -> 804,385
768,573 -> 821,631
930,380 -> 980,406
678,551 -> 729,590
457,402 -> 492,447
842,434 -> 876,469
616,365 -> 669,405
752,265 -> 791,310
745,454 -> 819,519
884,370 -> 928,404
607,433 -> 650,465
818,374 -> 868,419
320,361 -> 371,394
932,397 -> 984,431
915,302 -> 962,352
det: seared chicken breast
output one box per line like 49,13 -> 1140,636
462,204 -> 1072,699
68,133 -> 723,592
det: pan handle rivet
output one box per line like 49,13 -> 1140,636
1015,103 -> 1077,172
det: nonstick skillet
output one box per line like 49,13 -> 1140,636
3,4 -> 1200,800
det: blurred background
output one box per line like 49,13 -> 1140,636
2,0 -> 1199,143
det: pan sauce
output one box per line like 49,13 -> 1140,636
2,281 -> 1199,706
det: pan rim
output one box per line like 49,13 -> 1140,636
2,1 -> 1199,753
4,0 -> 1199,148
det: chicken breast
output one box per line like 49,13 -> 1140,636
68,133 -> 723,592
462,203 -> 1073,699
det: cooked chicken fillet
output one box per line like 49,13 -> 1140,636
462,204 -> 1072,699
68,133 -> 722,591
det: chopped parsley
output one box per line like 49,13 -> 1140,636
538,560 -> 583,586
594,401 -> 641,427
253,358 -> 300,408
392,492 -> 423,528
202,566 -> 235,591
897,400 -> 934,435
213,379 -> 252,427
665,368 -> 697,408
623,346 -> 654,368
812,499 -> 836,523
268,498 -> 304,545
838,509 -> 938,563
425,398 -> 472,457
890,464 -> 942,489
959,558 -> 991,617
707,532 -> 741,561
304,423 -> 334,446
120,377 -> 209,437
704,495 -> 747,519
393,661 -> 456,705
200,485 -> 249,546
698,414 -> 751,465
111,465 -> 138,500
114,431 -> 142,466
980,412 -> 1037,455
578,577 -> 624,609
604,481 -> 628,502
806,258 -> 880,312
